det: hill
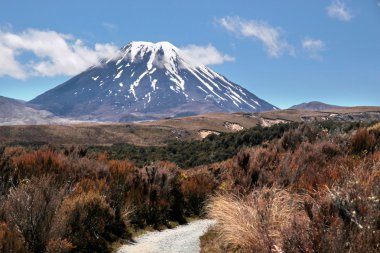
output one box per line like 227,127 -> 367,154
0,96 -> 77,125
290,101 -> 342,111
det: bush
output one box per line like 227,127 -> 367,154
0,222 -> 29,253
281,130 -> 302,151
208,150 -> 380,252
88,122 -> 298,168
53,190 -> 116,252
45,239 -> 74,253
3,176 -> 64,253
181,173 -> 215,216
131,161 -> 186,227
351,128 -> 376,155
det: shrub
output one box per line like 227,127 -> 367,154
133,161 -> 186,227
281,129 -> 302,151
0,222 -> 29,253
107,160 -> 135,219
53,190 -> 116,252
287,141 -> 343,191
45,239 -> 74,253
181,173 -> 215,216
351,128 -> 376,155
230,146 -> 280,192
10,148 -> 66,178
3,176 -> 64,253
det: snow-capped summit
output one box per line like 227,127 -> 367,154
30,41 -> 278,121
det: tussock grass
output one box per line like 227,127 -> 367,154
207,188 -> 297,252
368,122 -> 380,131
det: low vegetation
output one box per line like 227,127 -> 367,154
0,146 -> 217,252
203,122 -> 380,253
89,122 -> 299,168
0,120 -> 379,252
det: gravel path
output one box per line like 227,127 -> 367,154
118,219 -> 216,253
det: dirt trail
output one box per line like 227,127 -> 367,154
118,219 -> 215,253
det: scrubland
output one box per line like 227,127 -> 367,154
0,120 -> 379,252
204,123 -> 380,253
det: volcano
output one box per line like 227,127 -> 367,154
30,41 -> 277,121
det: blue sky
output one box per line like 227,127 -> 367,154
0,0 -> 379,108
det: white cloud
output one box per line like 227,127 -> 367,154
216,16 -> 292,58
0,29 -> 120,79
0,43 -> 26,79
327,1 -> 352,22
302,38 -> 326,61
302,38 -> 325,51
102,22 -> 118,32
180,44 -> 235,66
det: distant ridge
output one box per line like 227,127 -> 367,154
290,101 -> 342,111
0,96 -> 55,125
0,96 -> 80,125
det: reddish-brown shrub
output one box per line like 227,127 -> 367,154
4,176 -> 64,253
181,173 -> 215,215
53,190 -> 115,252
45,239 -> 74,253
107,160 -> 135,215
351,128 -> 376,155
0,222 -> 29,253
230,146 -> 281,192
287,141 -> 343,191
136,161 -> 186,226
281,129 -> 302,151
10,148 -> 66,177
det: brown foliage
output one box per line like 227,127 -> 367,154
53,190 -> 115,252
206,124 -> 380,252
10,148 -> 66,178
107,160 -> 136,218
281,129 -> 302,151
351,128 -> 376,155
3,176 -> 64,253
181,173 -> 215,215
1,122 -> 377,252
45,239 -> 74,253
208,151 -> 380,252
136,161 -> 186,226
207,188 -> 301,253
0,222 -> 29,253
0,143 -> 219,252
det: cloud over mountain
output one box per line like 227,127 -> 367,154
216,16 -> 292,58
0,29 -> 120,79
0,29 -> 233,80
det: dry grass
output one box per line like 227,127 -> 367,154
0,112 -> 259,146
1,108 -> 380,146
207,188 -> 298,253
139,112 -> 260,132
0,124 -> 192,146
205,147 -> 380,252
368,122 -> 380,132
199,228 -> 231,253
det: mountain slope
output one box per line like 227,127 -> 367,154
0,96 -> 72,125
30,41 -> 277,121
290,101 -> 342,111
